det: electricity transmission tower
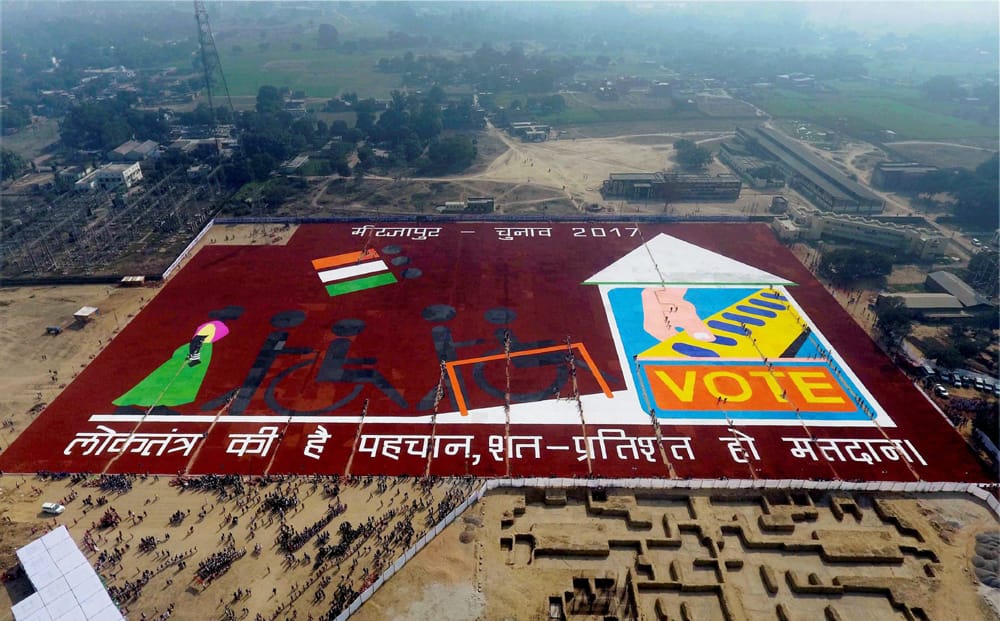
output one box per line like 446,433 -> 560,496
194,0 -> 235,156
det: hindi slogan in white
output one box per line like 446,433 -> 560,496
62,426 -> 929,469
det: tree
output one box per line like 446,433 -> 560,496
256,85 -> 284,115
673,139 -> 712,170
353,98 -> 378,134
1,148 -> 27,181
922,339 -> 963,370
873,296 -> 913,346
0,106 -> 31,133
59,99 -> 168,150
330,120 -> 350,137
921,75 -> 965,101
819,248 -> 893,286
317,23 -> 339,49
425,135 -> 476,174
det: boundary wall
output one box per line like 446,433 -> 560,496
161,218 -> 216,280
333,478 -> 1000,620
213,214 -> 774,225
3,215 -> 772,287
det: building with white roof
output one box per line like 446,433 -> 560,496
11,526 -> 123,621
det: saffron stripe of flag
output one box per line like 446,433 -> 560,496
311,249 -> 379,271
325,272 -> 398,297
318,260 -> 389,283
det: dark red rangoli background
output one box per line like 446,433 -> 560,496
0,222 -> 988,483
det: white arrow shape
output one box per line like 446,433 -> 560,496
583,233 -> 795,287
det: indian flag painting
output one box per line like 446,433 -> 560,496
311,249 -> 397,297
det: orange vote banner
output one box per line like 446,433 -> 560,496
645,363 -> 857,413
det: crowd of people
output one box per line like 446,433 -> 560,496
88,473 -> 135,493
24,471 -> 483,620
170,473 -> 245,495
195,544 -> 247,584
96,507 -> 121,529
276,505 -> 341,554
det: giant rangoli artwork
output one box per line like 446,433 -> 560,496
0,222 -> 987,482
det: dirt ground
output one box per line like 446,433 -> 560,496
298,122 -> 754,215
359,487 -> 1000,621
0,472 -> 479,621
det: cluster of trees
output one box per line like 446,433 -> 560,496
819,248 -> 894,286
505,95 -> 567,116
218,85 -> 480,185
873,296 -> 914,347
921,75 -> 999,118
176,103 -> 234,128
217,86 -> 340,186
0,106 -> 32,133
912,154 -> 998,230
673,139 -> 713,170
59,94 -> 170,151
346,88 -> 479,173
919,324 -> 995,370
1,148 -> 28,182
376,44 -> 579,93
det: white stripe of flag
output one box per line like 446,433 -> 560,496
317,260 -> 389,283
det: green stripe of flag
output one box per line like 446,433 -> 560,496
325,271 -> 398,297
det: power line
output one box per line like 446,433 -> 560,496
194,1 -> 235,158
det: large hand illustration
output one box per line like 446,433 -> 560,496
641,287 -> 716,343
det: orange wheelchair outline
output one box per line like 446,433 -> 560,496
444,342 -> 613,416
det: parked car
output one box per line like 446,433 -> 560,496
974,377 -> 985,390
41,502 -> 65,515
933,384 -> 950,398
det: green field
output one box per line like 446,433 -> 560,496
538,106 -> 714,126
756,81 -> 998,142
216,45 -> 401,98
1,118 -> 60,159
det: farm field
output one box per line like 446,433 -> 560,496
885,140 -> 998,170
755,82 -> 998,142
216,47 -> 401,98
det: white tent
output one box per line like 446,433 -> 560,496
72,307 -> 99,323
11,526 -> 123,621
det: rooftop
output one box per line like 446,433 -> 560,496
608,173 -> 659,181
746,127 -> 882,203
875,162 -> 939,174
888,293 -> 964,310
926,271 -> 991,308
99,163 -> 137,173
12,526 -> 123,621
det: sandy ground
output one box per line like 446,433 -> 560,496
0,473 -> 479,621
359,487 -> 1000,621
354,122 -> 748,212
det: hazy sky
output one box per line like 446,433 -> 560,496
801,1 -> 998,34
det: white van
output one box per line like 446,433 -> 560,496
41,502 -> 65,515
